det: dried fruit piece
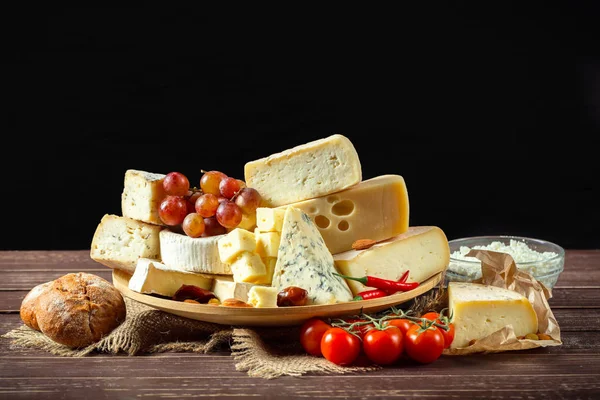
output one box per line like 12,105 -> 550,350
352,239 -> 377,250
184,299 -> 200,304
208,298 -> 221,306
173,284 -> 216,303
537,333 -> 552,340
221,298 -> 252,307
525,333 -> 540,340
277,286 -> 308,307
468,339 -> 477,346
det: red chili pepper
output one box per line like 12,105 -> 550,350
399,270 -> 410,283
353,289 -> 388,301
335,273 -> 419,292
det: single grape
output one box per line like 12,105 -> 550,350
218,196 -> 229,203
219,176 -> 242,199
159,195 -> 188,226
216,200 -> 243,229
234,187 -> 262,214
200,170 -> 227,196
182,212 -> 206,238
163,172 -> 190,196
195,193 -> 220,218
237,179 -> 247,190
185,191 -> 201,215
202,216 -> 227,237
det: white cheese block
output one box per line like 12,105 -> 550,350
90,214 -> 162,274
230,251 -> 267,283
247,286 -> 279,308
210,276 -> 259,303
272,206 -> 353,305
128,258 -> 214,296
256,207 -> 286,232
217,228 -> 257,264
448,282 -> 539,348
159,229 -> 231,275
278,174 -> 410,254
121,169 -> 167,225
245,134 -> 362,207
333,226 -> 449,296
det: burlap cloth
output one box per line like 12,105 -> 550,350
2,289 -> 444,379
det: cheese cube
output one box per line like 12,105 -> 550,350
128,258 -> 213,296
254,230 -> 281,258
90,214 -> 162,274
256,207 -> 286,233
245,134 -> 362,207
211,276 -> 258,303
448,282 -> 539,348
272,207 -> 353,305
255,257 -> 277,285
333,226 -> 449,296
217,228 -> 257,264
121,169 -> 167,225
279,174 -> 410,254
230,252 -> 267,283
247,286 -> 279,308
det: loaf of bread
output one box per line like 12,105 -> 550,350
20,272 -> 127,348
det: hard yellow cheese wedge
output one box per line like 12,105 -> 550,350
448,282 -> 539,348
277,174 -> 409,254
245,134 -> 362,207
333,226 -> 449,296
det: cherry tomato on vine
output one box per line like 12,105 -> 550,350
320,327 -> 361,366
386,318 -> 416,336
343,318 -> 373,339
404,323 -> 445,364
421,311 -> 455,349
299,318 -> 331,357
362,326 -> 404,365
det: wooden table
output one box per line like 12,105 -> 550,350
1,250 -> 599,399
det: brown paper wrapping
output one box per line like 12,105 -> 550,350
442,249 -> 562,355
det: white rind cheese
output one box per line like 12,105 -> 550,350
244,134 -> 362,207
448,282 -> 539,348
272,206 -> 353,305
121,169 -> 167,225
90,214 -> 162,274
247,286 -> 279,308
128,258 -> 214,296
333,226 -> 449,295
159,229 -> 231,275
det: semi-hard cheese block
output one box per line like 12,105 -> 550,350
121,169 -> 167,225
272,206 -> 353,305
211,276 -> 259,303
278,174 -> 410,254
160,229 -> 231,275
254,229 -> 281,258
247,286 -> 279,308
217,228 -> 257,264
245,134 -> 362,207
256,207 -> 286,232
333,226 -> 449,295
90,214 -> 162,274
128,258 -> 214,296
230,252 -> 268,284
448,282 -> 539,348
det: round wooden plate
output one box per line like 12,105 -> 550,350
112,269 -> 444,327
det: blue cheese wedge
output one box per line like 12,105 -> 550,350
271,206 -> 353,305
121,169 -> 167,225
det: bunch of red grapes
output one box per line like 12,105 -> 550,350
158,170 -> 262,238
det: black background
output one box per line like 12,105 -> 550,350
4,5 -> 600,250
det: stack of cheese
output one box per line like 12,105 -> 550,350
89,134 -> 451,307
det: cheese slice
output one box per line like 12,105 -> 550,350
121,169 -> 167,225
448,282 -> 539,348
90,214 -> 162,274
333,226 -> 449,296
247,286 -> 279,308
128,258 -> 214,296
245,134 -> 362,207
160,229 -> 231,275
272,206 -> 353,305
278,174 -> 410,254
211,276 -> 259,303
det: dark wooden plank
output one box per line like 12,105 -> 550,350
0,270 -> 113,290
555,250 -> 600,287
0,250 -> 100,270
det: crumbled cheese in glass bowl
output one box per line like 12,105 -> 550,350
446,236 -> 565,289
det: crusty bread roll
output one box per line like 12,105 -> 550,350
20,272 -> 126,348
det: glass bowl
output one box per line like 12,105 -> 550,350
445,235 -> 565,289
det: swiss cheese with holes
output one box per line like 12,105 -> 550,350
276,174 -> 409,254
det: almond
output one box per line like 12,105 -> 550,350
183,299 -> 200,304
221,298 -> 253,307
352,239 -> 377,250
